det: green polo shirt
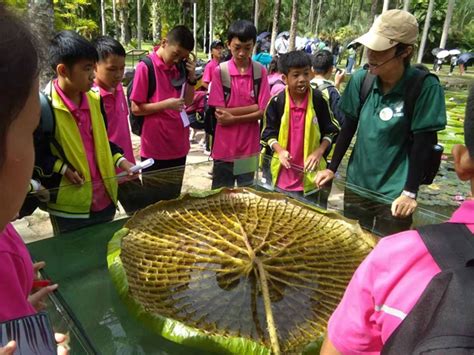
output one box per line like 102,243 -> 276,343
340,66 -> 446,199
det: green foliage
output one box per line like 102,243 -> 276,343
54,0 -> 100,38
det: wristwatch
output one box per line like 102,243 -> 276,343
402,190 -> 417,199
187,78 -> 197,86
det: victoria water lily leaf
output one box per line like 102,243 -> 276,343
108,188 -> 377,354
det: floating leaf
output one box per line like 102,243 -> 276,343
108,188 -> 377,354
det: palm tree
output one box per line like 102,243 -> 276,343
117,0 -> 131,45
382,0 -> 389,12
112,0 -> 119,39
314,0 -> 322,35
403,0 -> 410,11
28,0 -> 55,88
289,0 -> 298,51
101,0 -> 106,35
269,0 -> 281,56
417,0 -> 435,63
137,0 -> 142,49
439,0 -> 455,49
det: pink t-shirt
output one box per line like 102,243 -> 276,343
276,93 -> 308,191
130,49 -> 190,160
202,58 -> 220,84
0,224 -> 36,322
95,83 -> 135,170
208,58 -> 271,161
328,200 -> 474,354
268,73 -> 286,97
54,80 -> 112,212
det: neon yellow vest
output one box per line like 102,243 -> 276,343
270,88 -> 327,194
47,87 -> 118,217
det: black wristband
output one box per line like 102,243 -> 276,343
187,78 -> 197,86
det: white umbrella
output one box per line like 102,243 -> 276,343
436,50 -> 450,59
449,49 -> 461,56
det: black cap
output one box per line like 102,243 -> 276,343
210,40 -> 224,49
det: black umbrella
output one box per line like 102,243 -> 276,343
257,31 -> 271,42
458,53 -> 474,66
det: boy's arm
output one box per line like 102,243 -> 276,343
183,60 -> 196,106
129,61 -> 185,116
260,96 -> 281,148
214,106 -> 262,125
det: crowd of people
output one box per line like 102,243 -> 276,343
1,1 -> 472,353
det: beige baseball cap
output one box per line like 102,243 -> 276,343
350,10 -> 418,51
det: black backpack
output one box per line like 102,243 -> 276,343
358,65 -> 443,185
382,223 -> 474,354
126,56 -> 156,136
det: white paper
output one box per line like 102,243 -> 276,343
180,84 -> 190,128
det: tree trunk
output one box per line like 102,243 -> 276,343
289,0 -> 298,51
439,0 -> 455,49
382,0 -> 389,12
112,0 -> 118,39
28,0 -> 55,88
403,0 -> 409,11
151,1 -> 159,43
203,0 -> 207,53
269,0 -> 281,56
101,0 -> 106,35
193,2 -> 197,52
253,0 -> 259,54
118,0 -> 131,45
137,0 -> 142,49
370,0 -> 379,18
314,0 -> 322,35
417,0 -> 435,63
209,0 -> 214,59
349,0 -> 354,26
309,0 -> 314,31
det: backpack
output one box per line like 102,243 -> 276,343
382,223 -> 474,354
126,56 -> 156,136
204,60 -> 263,139
358,66 -> 443,185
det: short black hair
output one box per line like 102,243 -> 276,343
227,20 -> 257,44
465,85 -> 474,159
279,51 -> 311,75
92,35 -> 126,61
312,50 -> 334,74
49,30 -> 98,71
167,25 -> 194,52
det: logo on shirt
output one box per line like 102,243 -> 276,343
379,107 -> 394,121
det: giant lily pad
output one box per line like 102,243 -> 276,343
108,188 -> 377,354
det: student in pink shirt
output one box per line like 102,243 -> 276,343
93,36 -> 143,214
267,56 -> 286,96
321,87 -> 474,354
261,51 -> 339,208
130,26 -> 196,203
0,5 -> 67,353
202,40 -> 224,90
208,20 -> 271,188
35,31 -> 135,235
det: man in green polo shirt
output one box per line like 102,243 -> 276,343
315,9 -> 446,235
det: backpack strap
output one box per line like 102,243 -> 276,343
252,61 -> 263,104
141,56 -> 156,101
403,69 -> 434,122
417,223 -> 474,270
316,81 -> 334,92
39,91 -> 69,166
219,62 -> 231,106
358,69 -> 376,115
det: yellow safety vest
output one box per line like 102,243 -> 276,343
47,87 -> 118,218
270,88 -> 327,194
